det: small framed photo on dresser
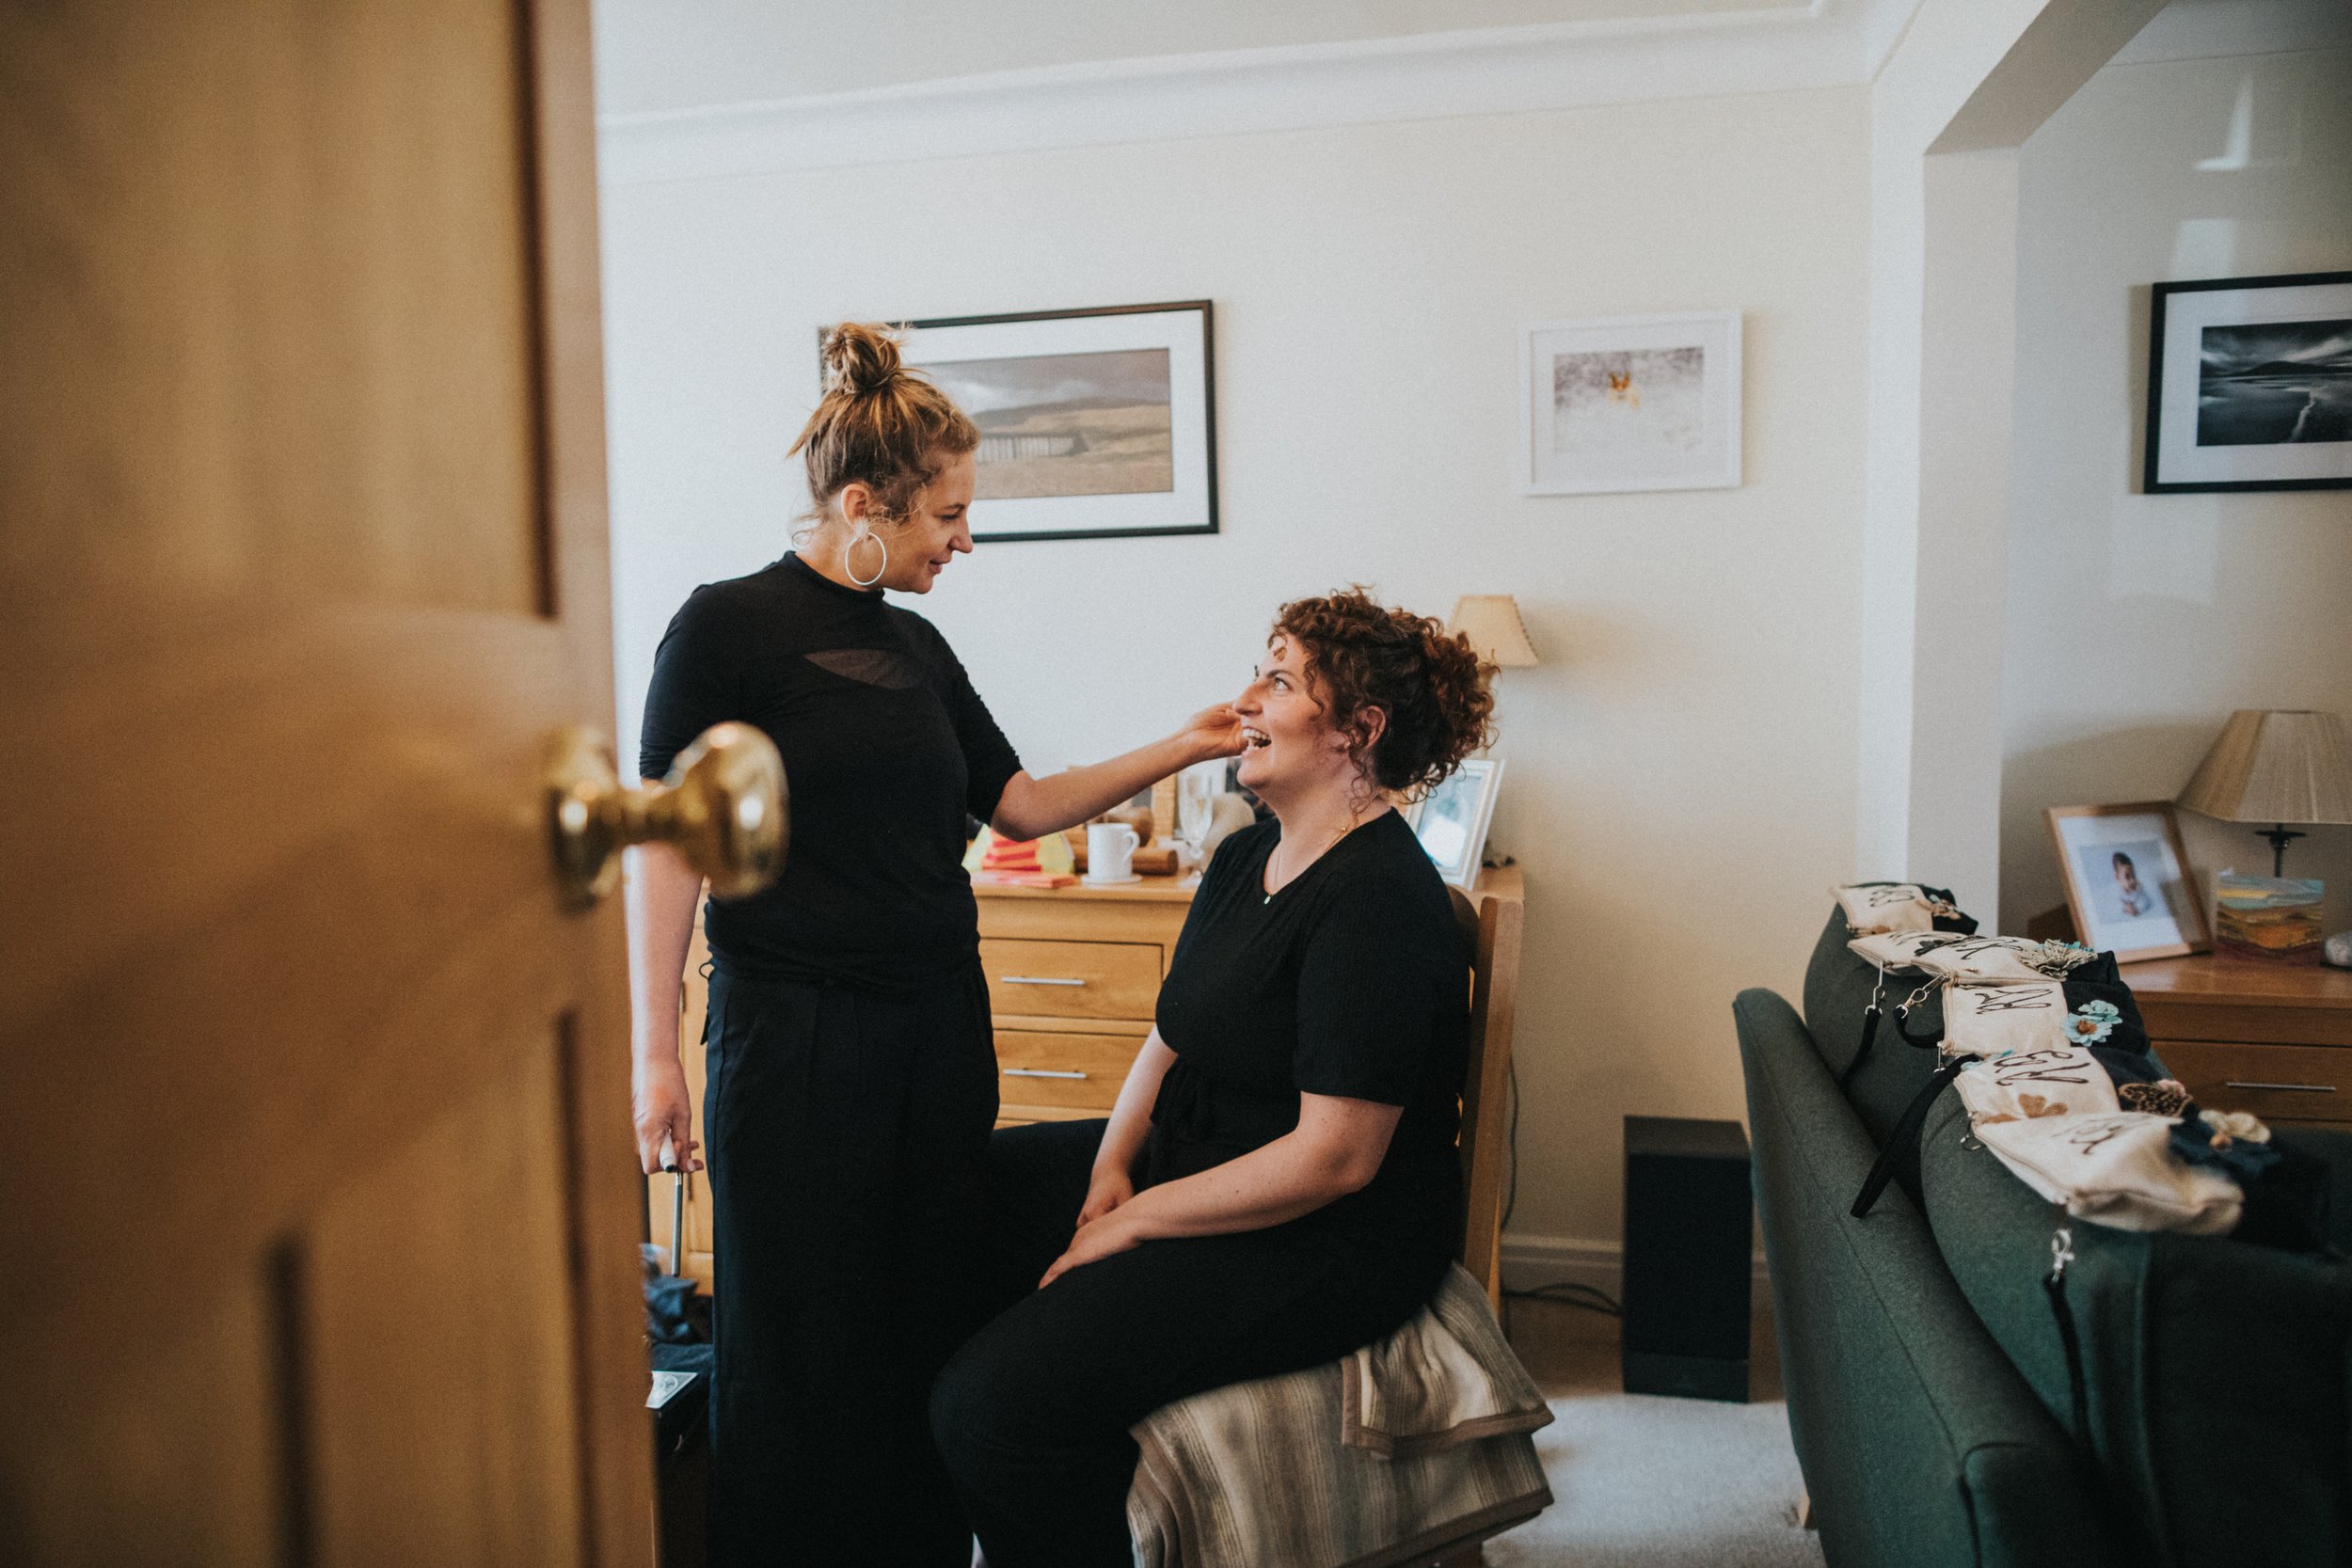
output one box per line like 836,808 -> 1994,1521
2045,802 -> 2210,963
1403,759 -> 1502,891
2144,271 -> 2352,494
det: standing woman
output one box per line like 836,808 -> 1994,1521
628,324 -> 1241,1568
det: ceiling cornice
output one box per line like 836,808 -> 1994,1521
598,0 -> 1922,186
2111,0 -> 2352,66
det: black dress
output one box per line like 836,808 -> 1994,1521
930,810 -> 1467,1568
639,552 -> 1024,1568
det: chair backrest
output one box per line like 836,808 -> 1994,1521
1449,869 -> 1524,1308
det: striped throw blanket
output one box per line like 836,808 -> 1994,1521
1128,1264 -> 1554,1568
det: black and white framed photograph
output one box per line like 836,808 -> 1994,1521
2145,271 -> 2352,494
2044,802 -> 2210,963
889,301 -> 1216,542
1402,759 -> 1503,891
1519,310 -> 1741,495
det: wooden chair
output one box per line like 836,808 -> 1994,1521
1438,868 -> 1531,1567
1131,866 -> 1534,1568
1453,868 -> 1525,1313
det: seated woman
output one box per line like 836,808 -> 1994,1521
930,589 -> 1496,1568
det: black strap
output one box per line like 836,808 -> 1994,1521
1891,1001 -> 1944,1050
1837,1007 -> 1883,1089
1851,1058 -> 1966,1218
2044,1228 -> 2090,1442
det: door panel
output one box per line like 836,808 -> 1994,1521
0,0 -> 549,615
2,1273 -> 283,1568
305,1022 -> 584,1568
0,2 -> 648,1562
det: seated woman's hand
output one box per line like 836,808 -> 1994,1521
1041,1206 -> 1145,1289
1076,1165 -> 1135,1228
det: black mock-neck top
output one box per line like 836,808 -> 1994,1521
638,553 -> 1023,994
1149,810 -> 1468,1244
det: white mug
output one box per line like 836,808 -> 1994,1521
1086,821 -> 1140,882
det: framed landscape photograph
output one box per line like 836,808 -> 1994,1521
2045,802 -> 2210,963
1519,310 -> 1741,495
888,301 -> 1216,542
1402,758 -> 1502,891
2144,271 -> 2352,493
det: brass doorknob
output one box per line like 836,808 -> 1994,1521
548,722 -> 787,906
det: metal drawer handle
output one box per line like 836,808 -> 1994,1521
1003,1068 -> 1089,1080
1000,975 -> 1086,987
2223,1080 -> 2338,1094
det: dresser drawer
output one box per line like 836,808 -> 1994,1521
979,938 -> 1161,1020
993,1028 -> 1144,1113
2138,999 -> 2352,1048
2155,1038 -> 2352,1128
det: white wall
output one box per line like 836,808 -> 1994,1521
602,86 -> 1871,1254
1998,45 -> 2352,939
1857,0 -> 2169,913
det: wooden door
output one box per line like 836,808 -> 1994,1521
0,4 -> 651,1565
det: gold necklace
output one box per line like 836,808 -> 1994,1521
1263,811 -> 1371,904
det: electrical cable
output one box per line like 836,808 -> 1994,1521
1503,1280 -> 1622,1317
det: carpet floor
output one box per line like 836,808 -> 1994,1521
1484,1295 -> 1823,1568
1484,1393 -> 1822,1568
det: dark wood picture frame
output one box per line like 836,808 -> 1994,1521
2144,270 -> 2352,495
881,300 -> 1218,544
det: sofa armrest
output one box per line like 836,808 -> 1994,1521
1736,988 -> 2121,1568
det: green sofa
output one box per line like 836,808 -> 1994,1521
1734,906 -> 2352,1568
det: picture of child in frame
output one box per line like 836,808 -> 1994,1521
2075,838 -> 2173,929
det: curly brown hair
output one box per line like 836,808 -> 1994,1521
789,323 -> 979,526
1271,588 -> 1497,797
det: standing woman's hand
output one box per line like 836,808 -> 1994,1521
633,1057 -> 703,1175
1178,703 -> 1248,764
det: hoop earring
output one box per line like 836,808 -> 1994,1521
846,524 -> 888,588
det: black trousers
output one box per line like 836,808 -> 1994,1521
703,962 -> 996,1568
931,1119 -> 1455,1568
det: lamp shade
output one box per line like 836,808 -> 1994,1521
1449,595 -> 1539,668
2177,709 -> 2352,825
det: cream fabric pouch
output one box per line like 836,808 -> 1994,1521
1913,939 -> 2045,983
1847,929 -> 1963,973
1832,883 -> 1966,936
1913,935 -> 2100,985
1943,981 -> 2070,1058
1954,1045 -> 2119,1123
1973,1112 -> 2241,1235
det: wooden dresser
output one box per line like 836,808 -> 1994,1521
972,874 -> 1197,1126
2130,955 -> 2352,1134
647,876 -> 1199,1291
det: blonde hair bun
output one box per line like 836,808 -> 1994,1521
820,322 -> 905,397
790,323 -> 978,529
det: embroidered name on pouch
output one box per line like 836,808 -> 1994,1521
1990,1049 -> 2098,1086
1849,929 -> 1964,970
1945,981 -> 2066,1060
1957,1042 -> 2118,1125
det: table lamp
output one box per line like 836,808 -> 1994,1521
1449,595 -> 1539,670
2175,709 -> 2352,877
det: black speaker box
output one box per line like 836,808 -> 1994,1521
1621,1115 -> 1752,1402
